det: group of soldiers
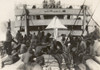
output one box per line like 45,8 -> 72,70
43,0 -> 62,8
1,29 -> 52,69
1,25 -> 100,70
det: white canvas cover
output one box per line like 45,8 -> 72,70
46,16 -> 67,29
46,16 -> 67,39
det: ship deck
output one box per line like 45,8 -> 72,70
1,54 -> 72,70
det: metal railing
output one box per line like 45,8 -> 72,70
15,4 -> 87,9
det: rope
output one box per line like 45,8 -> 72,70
87,10 -> 100,27
30,18 -> 34,25
66,0 -> 87,41
86,1 -> 100,26
72,0 -> 86,31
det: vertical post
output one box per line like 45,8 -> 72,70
23,4 -> 29,36
54,28 -> 58,40
82,5 -> 86,35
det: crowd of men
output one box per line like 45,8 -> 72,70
42,0 -> 85,9
1,29 -> 52,69
1,25 -> 100,70
43,0 -> 62,8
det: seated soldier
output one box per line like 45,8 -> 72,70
17,47 -> 35,70
36,55 -> 45,66
31,64 -> 43,70
2,49 -> 20,68
34,45 -> 45,57
19,43 -> 27,54
21,47 -> 35,64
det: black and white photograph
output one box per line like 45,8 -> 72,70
0,0 -> 100,70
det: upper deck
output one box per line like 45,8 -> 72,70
14,4 -> 92,36
15,7 -> 90,16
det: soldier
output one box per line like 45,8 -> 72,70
56,1 -> 61,8
31,33 -> 37,49
69,5 -> 73,9
43,0 -> 48,8
77,38 -> 100,70
40,31 -> 45,42
61,34 -> 66,44
17,47 -> 35,70
36,55 -> 45,66
28,32 -> 32,41
16,30 -> 23,44
44,33 -> 51,43
94,26 -> 100,39
23,34 -> 27,44
2,49 -> 20,68
22,47 -> 35,64
19,43 -> 27,54
78,37 -> 87,63
4,29 -> 13,55
31,64 -> 43,70
49,0 -> 55,8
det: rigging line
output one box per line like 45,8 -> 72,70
68,0 -> 87,36
20,6 -> 29,29
67,9 -> 82,37
87,10 -> 100,27
30,18 -> 34,25
86,1 -> 100,25
65,0 -> 87,42
72,0 -> 86,26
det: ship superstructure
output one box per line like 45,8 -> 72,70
14,0 -> 93,37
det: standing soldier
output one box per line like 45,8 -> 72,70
45,33 -> 51,43
16,30 -> 23,44
78,37 -> 87,63
49,0 -> 55,8
23,34 -> 27,44
56,1 -> 61,8
4,29 -> 13,55
31,33 -> 37,49
43,0 -> 48,8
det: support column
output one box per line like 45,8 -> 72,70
82,5 -> 86,35
23,4 -> 29,36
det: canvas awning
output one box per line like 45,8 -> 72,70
46,16 -> 67,29
46,16 -> 67,39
